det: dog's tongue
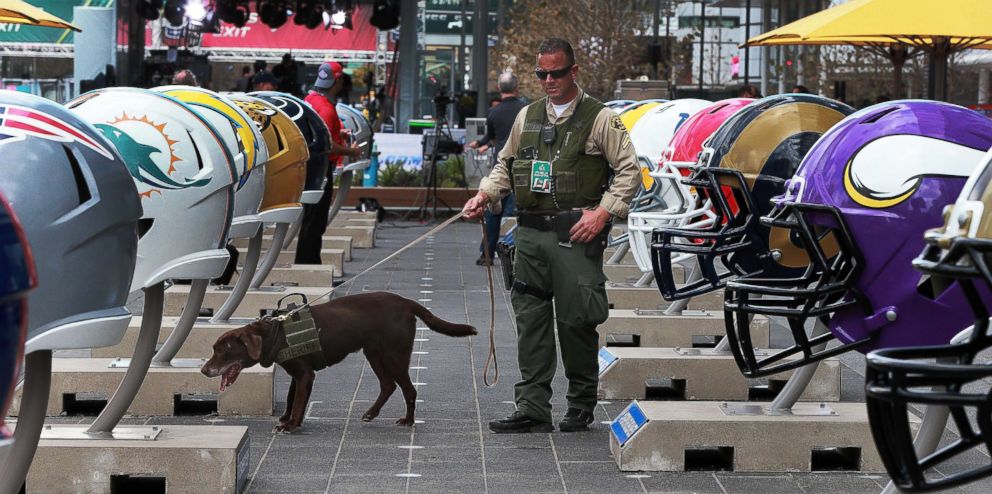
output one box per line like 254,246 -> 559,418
219,364 -> 240,393
220,374 -> 229,393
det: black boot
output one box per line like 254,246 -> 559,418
488,411 -> 553,433
558,407 -> 594,432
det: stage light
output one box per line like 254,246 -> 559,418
259,1 -> 288,29
329,9 -> 351,30
185,0 -> 208,23
137,0 -> 163,21
164,0 -> 184,25
217,0 -> 249,27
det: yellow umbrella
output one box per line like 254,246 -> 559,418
743,0 -> 992,100
0,0 -> 79,31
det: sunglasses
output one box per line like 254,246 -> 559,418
534,65 -> 573,80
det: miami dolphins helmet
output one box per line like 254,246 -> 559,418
0,91 -> 140,353
251,91 -> 331,204
0,192 -> 34,448
865,145 -> 992,493
651,94 -> 854,300
157,86 -> 267,239
225,93 -> 307,221
336,102 -> 373,160
723,100 -> 992,377
67,87 -> 238,290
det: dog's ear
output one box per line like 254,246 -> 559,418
239,332 -> 263,361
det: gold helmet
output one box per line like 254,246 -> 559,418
226,94 -> 308,213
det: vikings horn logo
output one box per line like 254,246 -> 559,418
95,114 -> 210,199
844,135 -> 988,209
0,104 -> 115,160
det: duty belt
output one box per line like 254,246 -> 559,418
517,211 -> 565,232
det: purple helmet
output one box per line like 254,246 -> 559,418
723,100 -> 992,377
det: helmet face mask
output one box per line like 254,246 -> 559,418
724,100 -> 992,379
865,147 -> 992,492
650,94 -> 853,301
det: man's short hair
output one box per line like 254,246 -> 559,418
497,72 -> 518,93
537,38 -> 575,66
171,69 -> 198,86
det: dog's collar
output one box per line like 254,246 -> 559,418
273,305 -> 327,371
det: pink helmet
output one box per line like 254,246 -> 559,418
662,98 -> 756,171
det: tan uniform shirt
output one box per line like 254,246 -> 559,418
478,88 -> 641,218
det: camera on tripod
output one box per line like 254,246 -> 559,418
425,88 -> 462,156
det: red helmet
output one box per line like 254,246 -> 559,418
662,98 -> 755,173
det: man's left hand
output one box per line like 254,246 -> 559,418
569,207 -> 610,243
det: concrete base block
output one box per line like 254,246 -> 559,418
326,225 -> 374,248
329,218 -> 376,228
604,248 -> 634,264
166,284 -> 331,319
606,284 -> 724,311
598,347 -> 840,401
237,248 -> 345,271
91,317 -> 241,359
25,425 -> 249,494
232,235 -> 352,259
336,210 -> 377,221
602,264 -> 686,285
610,401 -> 918,472
233,263 -> 337,287
598,310 -> 768,348
8,358 -> 272,416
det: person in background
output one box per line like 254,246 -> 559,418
489,97 -> 502,108
253,71 -> 278,92
171,69 -> 198,86
273,53 -> 301,97
296,62 -> 363,264
468,72 -> 527,266
738,84 -> 761,98
233,66 -> 253,92
791,84 -> 811,94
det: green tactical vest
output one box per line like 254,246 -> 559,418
512,95 -> 610,211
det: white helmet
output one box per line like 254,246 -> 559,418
156,86 -> 267,239
67,88 -> 238,290
625,98 -> 713,275
0,91 -> 142,352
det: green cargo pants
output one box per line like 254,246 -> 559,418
511,224 -> 610,423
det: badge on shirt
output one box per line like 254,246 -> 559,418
531,160 -> 552,193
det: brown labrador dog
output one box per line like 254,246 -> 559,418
201,291 -> 476,432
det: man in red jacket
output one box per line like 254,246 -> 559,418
298,62 -> 361,264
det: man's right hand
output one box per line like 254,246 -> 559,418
462,191 -> 490,220
468,140 -> 480,149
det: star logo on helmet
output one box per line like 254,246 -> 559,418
96,113 -> 211,199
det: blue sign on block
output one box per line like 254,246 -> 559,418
611,401 -> 648,446
598,347 -> 617,375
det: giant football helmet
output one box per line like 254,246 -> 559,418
650,94 -> 854,300
252,91 -> 331,204
865,145 -> 992,493
157,86 -> 267,238
68,87 -> 238,289
0,192 -> 34,449
226,93 -> 307,220
627,98 -> 752,278
336,102 -> 373,160
723,100 -> 992,377
0,91 -> 141,353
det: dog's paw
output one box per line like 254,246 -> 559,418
361,413 -> 375,422
273,423 -> 299,434
396,417 -> 414,426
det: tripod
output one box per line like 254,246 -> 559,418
418,99 -> 456,221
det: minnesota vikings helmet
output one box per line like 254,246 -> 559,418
627,98 -> 752,279
0,193 -> 34,450
252,91 -> 331,204
865,145 -> 992,493
651,94 -> 854,300
723,100 -> 992,377
225,93 -> 307,223
68,87 -> 238,290
157,86 -> 267,239
0,91 -> 140,353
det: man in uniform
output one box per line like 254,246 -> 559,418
462,38 -> 640,433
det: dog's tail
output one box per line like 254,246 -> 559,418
410,301 -> 477,337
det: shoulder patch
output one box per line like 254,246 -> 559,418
609,114 -> 626,131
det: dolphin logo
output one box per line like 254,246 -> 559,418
844,135 -> 987,209
95,123 -> 210,191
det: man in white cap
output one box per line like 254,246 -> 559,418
297,62 -> 362,264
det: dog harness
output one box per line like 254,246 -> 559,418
274,298 -> 327,371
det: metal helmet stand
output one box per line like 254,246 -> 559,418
151,279 -> 208,366
0,350 -> 51,494
326,159 -> 371,228
211,225 -> 263,323
250,208 -> 303,290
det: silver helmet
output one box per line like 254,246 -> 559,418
0,91 -> 141,353
336,102 -> 372,160
67,87 -> 238,290
156,86 -> 267,239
